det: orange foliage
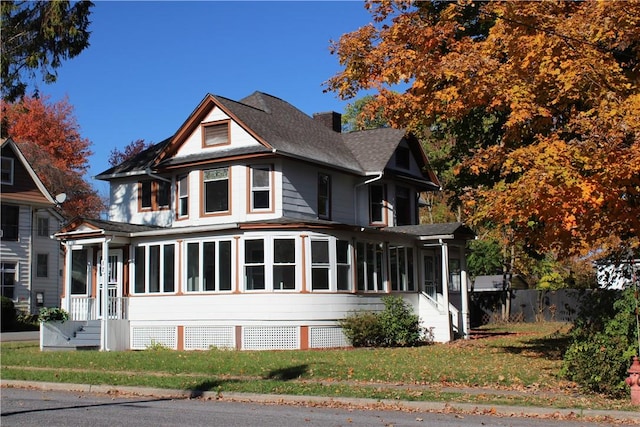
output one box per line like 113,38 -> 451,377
2,95 -> 104,219
327,0 -> 640,258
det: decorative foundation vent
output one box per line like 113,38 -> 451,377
243,326 -> 298,350
310,326 -> 350,348
131,326 -> 177,350
184,326 -> 235,350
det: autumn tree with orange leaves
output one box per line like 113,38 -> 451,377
2,95 -> 104,219
326,0 -> 640,260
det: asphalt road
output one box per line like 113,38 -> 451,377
1,387 -> 632,427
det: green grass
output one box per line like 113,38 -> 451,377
1,322 -> 636,412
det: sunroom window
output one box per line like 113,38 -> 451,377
311,239 -> 330,290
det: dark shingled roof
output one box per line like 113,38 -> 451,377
76,218 -> 164,234
387,222 -> 476,240
94,92 -> 432,183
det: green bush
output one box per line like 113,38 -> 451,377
1,296 -> 16,331
561,287 -> 638,397
38,307 -> 69,323
339,296 -> 426,347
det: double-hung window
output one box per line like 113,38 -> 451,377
244,239 -> 265,290
203,167 -> 229,214
177,175 -> 189,217
202,240 -> 232,292
318,173 -> 331,220
37,216 -> 49,237
139,180 -> 171,211
311,239 -> 330,290
336,240 -> 352,291
36,254 -> 48,278
273,238 -> 295,290
1,263 -> 16,299
389,246 -> 415,291
250,165 -> 271,211
1,157 -> 14,184
395,186 -> 412,226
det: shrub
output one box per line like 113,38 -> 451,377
38,307 -> 69,323
1,296 -> 16,331
339,296 -> 426,348
561,287 -> 638,397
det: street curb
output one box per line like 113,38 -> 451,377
2,380 -> 639,423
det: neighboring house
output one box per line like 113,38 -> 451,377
51,92 -> 475,351
1,138 -> 64,314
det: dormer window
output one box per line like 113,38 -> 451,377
1,157 -> 13,185
202,121 -> 230,147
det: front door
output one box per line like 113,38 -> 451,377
97,249 -> 123,319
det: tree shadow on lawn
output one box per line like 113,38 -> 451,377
264,364 -> 309,381
499,335 -> 571,360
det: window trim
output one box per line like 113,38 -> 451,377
1,156 -> 14,185
201,167 -> 231,216
247,164 -> 274,213
201,120 -> 231,148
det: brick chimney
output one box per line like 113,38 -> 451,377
313,111 -> 342,133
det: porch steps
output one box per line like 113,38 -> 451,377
68,320 -> 101,349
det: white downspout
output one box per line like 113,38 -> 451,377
63,242 -> 73,314
460,245 -> 470,339
353,172 -> 383,224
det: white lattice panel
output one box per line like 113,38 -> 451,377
243,326 -> 298,350
310,326 -> 350,348
184,326 -> 235,350
131,326 -> 177,350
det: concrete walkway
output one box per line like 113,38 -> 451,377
0,330 -> 39,342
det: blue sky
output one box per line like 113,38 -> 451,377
41,1 -> 374,195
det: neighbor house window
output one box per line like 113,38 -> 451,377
369,184 -> 386,224
202,121 -> 230,147
317,173 -> 331,220
395,146 -> 410,170
1,204 -> 19,241
395,186 -> 412,226
71,249 -> 88,295
203,167 -> 229,214
356,241 -> 385,292
273,238 -> 295,290
134,243 -> 176,294
139,180 -> 171,211
336,239 -> 352,291
1,157 -> 13,185
177,175 -> 189,217
390,246 -> 415,291
1,262 -> 16,299
36,254 -> 48,278
37,216 -> 49,237
245,239 -> 265,290
249,165 -> 272,211
311,239 -> 330,290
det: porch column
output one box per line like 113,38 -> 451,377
459,245 -> 470,339
63,243 -> 72,313
440,240 -> 450,309
100,238 -> 110,351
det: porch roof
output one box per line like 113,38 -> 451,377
385,222 -> 476,241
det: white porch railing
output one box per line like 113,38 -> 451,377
69,296 -> 128,320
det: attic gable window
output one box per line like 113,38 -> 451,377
202,121 -> 230,147
1,157 -> 14,185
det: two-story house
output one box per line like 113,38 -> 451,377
1,138 -> 64,315
51,92 -> 475,351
